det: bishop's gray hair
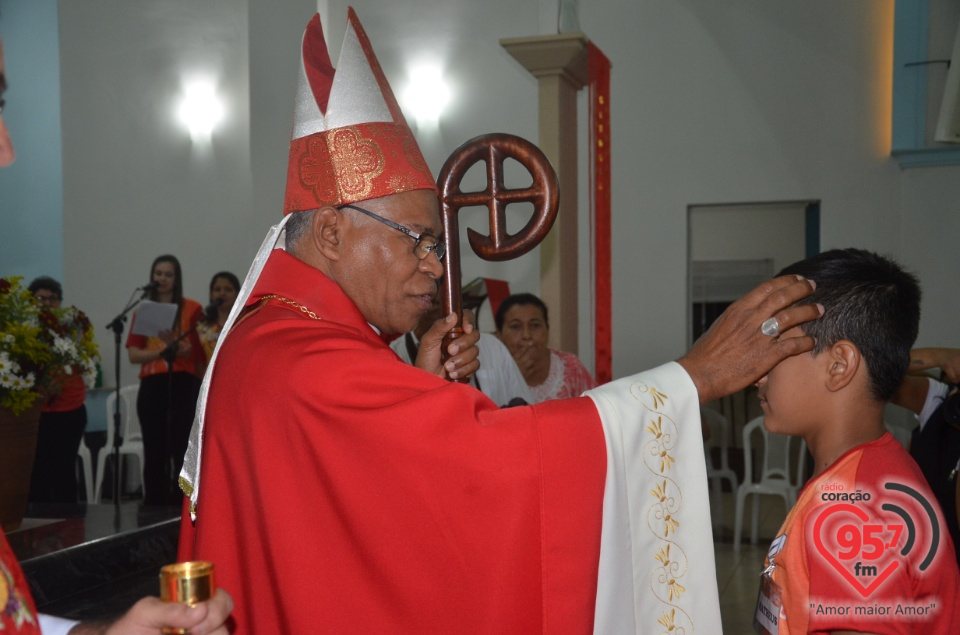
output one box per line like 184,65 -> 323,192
284,209 -> 317,251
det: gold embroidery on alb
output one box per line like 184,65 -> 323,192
650,479 -> 681,537
630,381 -> 697,633
654,545 -> 687,601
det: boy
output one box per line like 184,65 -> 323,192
753,248 -> 959,634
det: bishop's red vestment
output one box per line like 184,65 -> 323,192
180,249 -> 720,633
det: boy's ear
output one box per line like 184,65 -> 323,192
825,340 -> 860,392
310,206 -> 343,261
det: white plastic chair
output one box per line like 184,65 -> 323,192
701,407 -> 738,525
95,385 -> 145,502
733,416 -> 807,553
76,439 -> 94,503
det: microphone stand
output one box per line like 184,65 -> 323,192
104,287 -> 151,508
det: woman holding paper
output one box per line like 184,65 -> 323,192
126,254 -> 204,505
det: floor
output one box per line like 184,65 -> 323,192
712,490 -> 793,634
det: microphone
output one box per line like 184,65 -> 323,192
139,281 -> 159,291
205,298 -> 224,314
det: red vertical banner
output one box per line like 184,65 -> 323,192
588,43 -> 612,384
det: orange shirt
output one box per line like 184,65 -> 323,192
756,433 -> 959,634
126,298 -> 204,378
196,320 -> 222,363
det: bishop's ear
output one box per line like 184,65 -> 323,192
825,340 -> 861,392
311,206 -> 343,261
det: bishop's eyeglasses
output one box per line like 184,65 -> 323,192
339,203 -> 446,262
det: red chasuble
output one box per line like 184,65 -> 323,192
179,250 -> 607,634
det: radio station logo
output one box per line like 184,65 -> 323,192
812,481 -> 940,598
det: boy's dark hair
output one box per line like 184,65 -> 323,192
28,275 -> 62,300
778,248 -> 920,401
494,293 -> 549,332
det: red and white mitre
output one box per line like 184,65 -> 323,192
283,9 -> 436,214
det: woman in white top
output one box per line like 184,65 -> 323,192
495,293 -> 596,402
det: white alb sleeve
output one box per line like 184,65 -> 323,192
587,362 -> 723,635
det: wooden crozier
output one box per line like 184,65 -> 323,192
437,133 -> 560,380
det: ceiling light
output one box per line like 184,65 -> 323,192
178,81 -> 224,142
401,66 -> 451,127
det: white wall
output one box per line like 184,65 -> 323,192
690,204 -> 808,274
18,0 -> 960,387
578,1 -> 913,377
899,166 -> 960,348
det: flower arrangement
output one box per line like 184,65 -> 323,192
0,276 -> 100,415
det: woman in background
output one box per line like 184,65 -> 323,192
495,293 -> 596,402
126,255 -> 203,506
197,271 -> 240,364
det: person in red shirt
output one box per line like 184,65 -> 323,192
754,248 -> 959,635
27,276 -> 93,504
